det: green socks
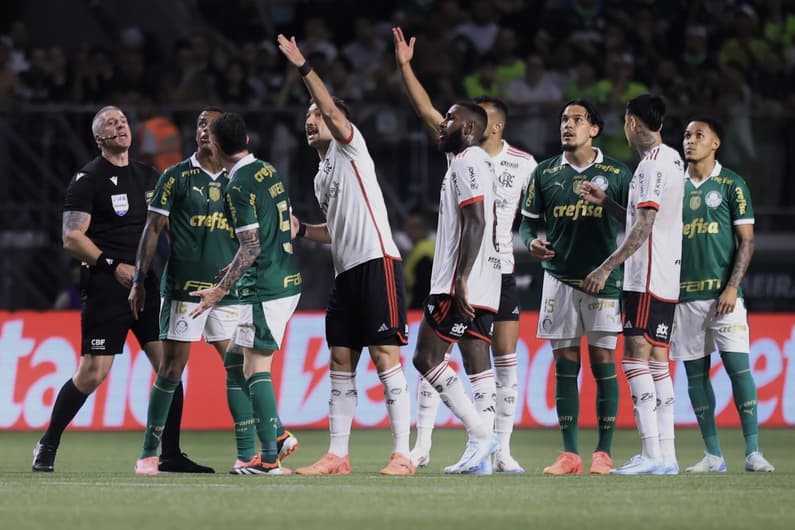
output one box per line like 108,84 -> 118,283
555,357 -> 580,453
591,362 -> 618,454
722,352 -> 759,455
140,375 -> 180,458
684,356 -> 722,456
248,372 -> 279,464
224,352 -> 257,461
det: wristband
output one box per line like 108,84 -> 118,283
298,62 -> 313,77
95,253 -> 119,273
133,270 -> 146,284
297,223 -> 307,238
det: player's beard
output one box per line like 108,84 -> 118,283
438,128 -> 464,154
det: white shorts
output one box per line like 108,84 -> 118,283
160,299 -> 243,342
537,272 -> 621,349
670,298 -> 750,361
233,293 -> 301,351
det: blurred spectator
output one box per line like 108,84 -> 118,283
2,20 -> 30,73
53,261 -> 81,310
327,56 -> 363,102
0,41 -> 19,108
563,59 -> 599,101
651,59 -> 689,112
244,41 -> 284,105
216,58 -> 255,105
453,0 -> 500,56
167,39 -> 217,104
718,62 -> 755,166
17,47 -> 51,103
492,28 -> 525,87
135,95 -> 182,172
402,212 -> 435,310
301,17 -> 338,63
502,53 -> 562,154
719,6 -> 770,70
761,0 -> 795,53
679,25 -> 712,79
47,46 -> 71,103
114,49 -> 158,105
753,49 -> 789,112
545,41 -> 577,94
463,52 -> 500,98
342,18 -> 387,76
72,46 -> 116,104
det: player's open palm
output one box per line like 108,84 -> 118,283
276,34 -> 305,67
392,27 -> 415,65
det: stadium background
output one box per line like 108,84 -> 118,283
1,0 -> 793,430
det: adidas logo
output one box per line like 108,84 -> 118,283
512,306 -> 520,314
624,320 -> 633,329
377,323 -> 389,332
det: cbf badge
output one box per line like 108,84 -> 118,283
111,193 -> 129,216
209,186 -> 221,202
689,194 -> 702,211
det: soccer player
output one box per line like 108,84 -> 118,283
130,108 -> 297,475
188,112 -> 302,475
394,27 -> 535,473
277,34 -> 414,476
673,117 -> 774,473
519,100 -> 633,475
33,106 -> 209,473
581,94 -> 684,475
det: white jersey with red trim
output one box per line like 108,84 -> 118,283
624,143 -> 685,300
430,146 -> 501,311
491,141 -> 536,273
314,124 -> 400,276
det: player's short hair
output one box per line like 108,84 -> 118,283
455,101 -> 488,133
200,106 -> 224,115
210,112 -> 248,155
626,94 -> 666,132
91,105 -> 124,136
309,97 -> 352,120
559,99 -> 604,138
688,115 -> 724,141
472,95 -> 508,122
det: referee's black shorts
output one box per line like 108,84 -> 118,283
326,257 -> 408,350
80,266 -> 160,355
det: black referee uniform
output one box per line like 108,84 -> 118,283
63,155 -> 161,355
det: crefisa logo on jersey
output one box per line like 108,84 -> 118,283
705,190 -> 722,208
111,193 -> 129,216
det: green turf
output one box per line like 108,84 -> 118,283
1,428 -> 793,530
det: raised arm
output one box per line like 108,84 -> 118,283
582,208 -> 657,294
277,34 -> 351,142
392,26 -> 445,138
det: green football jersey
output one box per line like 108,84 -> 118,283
521,150 -> 633,298
149,155 -> 241,303
225,155 -> 302,303
680,162 -> 754,302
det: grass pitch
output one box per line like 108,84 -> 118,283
1,428 -> 793,530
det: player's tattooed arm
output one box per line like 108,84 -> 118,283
133,211 -> 169,280
582,207 -> 656,294
218,227 -> 261,292
727,224 -> 754,290
716,224 -> 754,315
62,210 -> 102,263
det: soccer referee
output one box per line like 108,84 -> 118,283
32,105 -> 212,473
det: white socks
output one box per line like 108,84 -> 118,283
328,370 -> 356,457
423,361 -> 489,439
379,364 -> 411,457
468,369 -> 496,436
494,353 -> 518,453
414,377 -> 440,450
650,360 -> 676,463
622,359 -> 661,460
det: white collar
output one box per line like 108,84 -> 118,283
190,153 -> 225,180
561,147 -> 604,172
227,153 -> 256,180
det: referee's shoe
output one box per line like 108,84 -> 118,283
158,452 -> 214,473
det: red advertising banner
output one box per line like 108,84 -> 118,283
1,311 -> 793,431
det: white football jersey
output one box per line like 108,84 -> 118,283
430,146 -> 501,311
491,141 -> 536,273
314,124 -> 400,276
624,143 -> 685,301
